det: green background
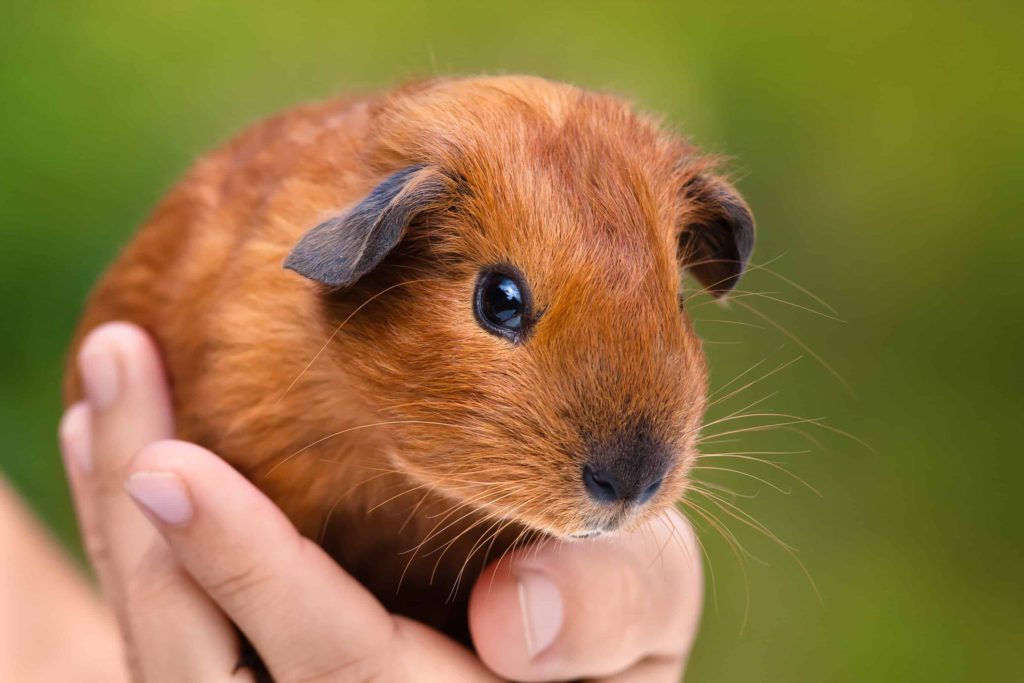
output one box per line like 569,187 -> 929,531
2,2 -> 1021,680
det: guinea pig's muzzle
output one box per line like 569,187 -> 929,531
577,425 -> 674,531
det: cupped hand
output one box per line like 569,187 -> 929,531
61,323 -> 703,682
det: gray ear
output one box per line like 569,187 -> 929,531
678,174 -> 755,297
284,165 -> 449,287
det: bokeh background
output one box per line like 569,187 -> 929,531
2,2 -> 1021,680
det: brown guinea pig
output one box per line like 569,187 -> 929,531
64,75 -> 754,642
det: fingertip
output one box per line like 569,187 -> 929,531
130,439 -> 212,475
469,551 -> 569,682
78,326 -> 121,410
469,557 -> 534,679
127,439 -> 282,538
78,322 -> 167,411
59,402 -> 92,475
470,516 -> 704,682
80,322 -> 158,361
125,471 -> 194,527
516,570 -> 563,657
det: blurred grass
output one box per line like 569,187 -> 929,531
1,1 -> 1021,680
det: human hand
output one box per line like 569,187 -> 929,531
61,322 -> 703,681
0,476 -> 128,682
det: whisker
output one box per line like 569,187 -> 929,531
685,253 -> 788,299
705,356 -> 770,404
265,420 -> 464,478
366,480 -> 434,515
747,262 -> 840,316
398,487 -> 435,535
706,356 -> 802,410
696,395 -> 782,443
423,490 -> 528,564
678,497 -> 753,628
691,466 -> 793,495
647,512 -> 681,572
700,318 -> 766,330
704,289 -> 843,322
699,451 -> 820,495
691,486 -> 822,603
732,299 -> 854,396
743,291 -> 844,323
671,505 -> 721,620
448,507 -> 532,601
692,478 -> 759,500
687,253 -> 840,320
698,416 -> 829,443
316,467 -> 408,543
703,411 -> 874,454
273,277 -> 435,408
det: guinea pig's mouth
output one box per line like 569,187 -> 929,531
570,530 -> 606,539
517,499 -> 659,542
384,449 -> 674,542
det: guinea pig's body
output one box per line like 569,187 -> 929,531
65,76 -> 754,642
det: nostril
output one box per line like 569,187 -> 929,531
583,464 -> 620,503
583,464 -> 666,505
637,476 -> 663,504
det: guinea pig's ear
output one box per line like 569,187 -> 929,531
677,173 -> 755,297
284,164 -> 450,287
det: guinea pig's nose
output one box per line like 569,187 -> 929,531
582,464 -> 664,505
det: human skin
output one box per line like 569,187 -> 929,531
40,322 -> 703,681
0,478 -> 128,683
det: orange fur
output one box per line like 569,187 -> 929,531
64,75 -> 753,641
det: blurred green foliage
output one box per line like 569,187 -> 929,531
2,1 -> 1021,680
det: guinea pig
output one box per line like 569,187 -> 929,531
64,75 -> 754,643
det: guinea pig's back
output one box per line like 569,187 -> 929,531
63,96 -> 372,409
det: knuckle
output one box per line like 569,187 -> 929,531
206,561 -> 273,605
283,657 -> 387,683
290,664 -> 383,683
122,547 -> 182,607
82,530 -> 111,569
284,619 -> 399,683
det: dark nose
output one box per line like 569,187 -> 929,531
583,463 -> 664,505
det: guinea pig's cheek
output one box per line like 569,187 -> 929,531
381,446 -> 405,470
659,460 -> 694,506
380,446 -> 428,481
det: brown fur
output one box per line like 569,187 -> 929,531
64,75 -> 752,641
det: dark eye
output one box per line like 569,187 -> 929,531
474,269 -> 531,341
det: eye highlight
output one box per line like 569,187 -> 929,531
474,268 -> 532,342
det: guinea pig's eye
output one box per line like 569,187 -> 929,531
474,268 -> 531,342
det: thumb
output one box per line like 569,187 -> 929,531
468,512 -> 702,682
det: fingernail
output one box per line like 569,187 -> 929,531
59,402 -> 93,474
79,332 -> 120,410
516,570 -> 563,658
125,472 -> 193,526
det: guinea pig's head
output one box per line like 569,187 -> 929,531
285,77 -> 754,539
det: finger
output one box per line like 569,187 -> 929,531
125,439 -> 500,683
59,401 -> 102,574
77,323 -> 175,589
118,541 -> 248,682
72,324 -> 244,682
586,655 -> 686,683
469,511 -> 703,682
